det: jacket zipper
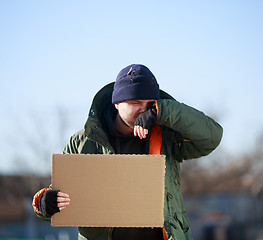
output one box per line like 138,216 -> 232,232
108,227 -> 113,240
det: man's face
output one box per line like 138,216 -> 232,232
114,99 -> 155,129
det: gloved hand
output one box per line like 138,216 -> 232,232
134,106 -> 157,139
38,190 -> 60,218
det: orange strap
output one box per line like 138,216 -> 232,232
149,124 -> 167,240
162,227 -> 168,240
149,125 -> 162,155
32,187 -> 51,214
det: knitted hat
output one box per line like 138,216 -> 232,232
112,64 -> 160,103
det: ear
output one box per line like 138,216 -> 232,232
114,103 -> 119,110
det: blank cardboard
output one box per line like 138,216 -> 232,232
51,154 -> 165,227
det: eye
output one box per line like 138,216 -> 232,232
131,101 -> 140,105
147,102 -> 155,108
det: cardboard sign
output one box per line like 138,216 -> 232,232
51,154 -> 165,227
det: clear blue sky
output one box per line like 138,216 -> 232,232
1,0 -> 263,174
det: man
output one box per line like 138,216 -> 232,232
33,64 -> 223,240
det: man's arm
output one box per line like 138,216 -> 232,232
156,99 -> 223,159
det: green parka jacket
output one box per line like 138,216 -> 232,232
34,82 -> 223,240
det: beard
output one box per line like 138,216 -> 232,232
120,117 -> 135,129
120,113 -> 139,130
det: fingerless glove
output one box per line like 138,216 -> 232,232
38,190 -> 60,218
134,106 -> 157,130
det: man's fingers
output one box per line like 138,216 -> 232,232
58,202 -> 69,210
57,196 -> 70,203
134,126 -> 138,136
57,192 -> 69,198
144,129 -> 148,136
57,192 -> 70,211
136,126 -> 143,139
134,125 -> 148,139
57,192 -> 70,201
139,126 -> 145,139
57,191 -> 70,209
134,125 -> 141,138
59,206 -> 67,211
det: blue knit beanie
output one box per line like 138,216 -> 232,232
112,64 -> 160,104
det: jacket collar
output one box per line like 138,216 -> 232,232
84,82 -> 115,150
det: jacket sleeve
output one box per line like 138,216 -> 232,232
62,135 -> 79,154
32,186 -> 52,222
156,99 -> 223,160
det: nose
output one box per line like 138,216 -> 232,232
139,104 -> 147,113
